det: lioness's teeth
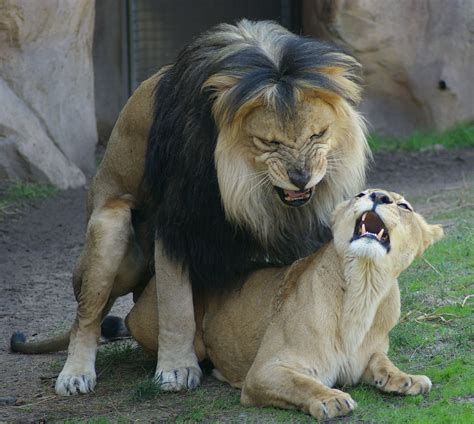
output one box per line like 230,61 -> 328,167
377,228 -> 384,240
362,224 -> 366,234
362,212 -> 367,221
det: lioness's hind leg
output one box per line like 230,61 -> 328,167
56,197 -> 138,396
242,362 -> 357,420
363,352 -> 432,395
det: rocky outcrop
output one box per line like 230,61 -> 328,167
0,0 -> 96,188
303,0 -> 474,137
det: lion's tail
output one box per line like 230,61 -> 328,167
10,331 -> 70,354
10,316 -> 129,354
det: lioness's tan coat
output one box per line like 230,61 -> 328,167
127,189 -> 443,420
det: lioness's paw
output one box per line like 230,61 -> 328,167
405,375 -> 432,395
309,390 -> 357,420
154,366 -> 202,391
374,370 -> 431,395
55,373 -> 96,396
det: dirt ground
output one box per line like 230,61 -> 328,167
1,148 -> 473,423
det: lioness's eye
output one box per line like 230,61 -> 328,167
270,140 -> 281,146
311,128 -> 327,139
398,202 -> 412,211
355,192 -> 365,198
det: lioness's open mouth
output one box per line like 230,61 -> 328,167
351,211 -> 390,250
274,187 -> 313,207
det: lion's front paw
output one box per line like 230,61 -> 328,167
154,366 -> 202,391
309,389 -> 357,420
55,372 -> 96,396
374,370 -> 432,395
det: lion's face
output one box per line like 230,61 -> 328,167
214,95 -> 368,252
332,189 -> 443,274
241,98 -> 336,207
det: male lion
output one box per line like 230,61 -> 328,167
124,189 -> 443,420
11,20 -> 369,395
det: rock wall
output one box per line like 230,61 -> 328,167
303,0 -> 474,137
0,0 -> 97,189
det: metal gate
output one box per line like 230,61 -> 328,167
127,0 -> 301,91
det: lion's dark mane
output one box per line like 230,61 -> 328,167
141,21 -> 358,290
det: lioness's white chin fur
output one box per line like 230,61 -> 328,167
348,238 -> 387,261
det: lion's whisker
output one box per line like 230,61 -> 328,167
236,170 -> 268,182
247,176 -> 271,197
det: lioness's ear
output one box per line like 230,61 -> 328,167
419,223 -> 444,256
429,224 -> 444,244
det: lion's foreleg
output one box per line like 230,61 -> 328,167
153,240 -> 202,391
56,199 -> 135,396
242,361 -> 357,420
362,352 -> 432,395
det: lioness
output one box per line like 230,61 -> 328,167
125,189 -> 443,420
11,20 -> 369,395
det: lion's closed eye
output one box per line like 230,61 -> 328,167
311,128 -> 328,140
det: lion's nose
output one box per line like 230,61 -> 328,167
370,192 -> 392,205
288,168 -> 311,190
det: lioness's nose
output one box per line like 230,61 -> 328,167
370,192 -> 392,205
288,168 -> 311,190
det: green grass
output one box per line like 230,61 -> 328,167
0,181 -> 58,217
369,122 -> 474,152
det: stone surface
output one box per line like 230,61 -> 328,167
0,0 -> 97,188
303,0 -> 474,137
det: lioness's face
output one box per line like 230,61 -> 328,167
332,189 -> 443,272
242,98 -> 337,207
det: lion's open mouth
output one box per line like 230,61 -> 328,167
351,211 -> 390,250
274,187 -> 313,207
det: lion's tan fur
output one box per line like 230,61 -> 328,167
126,189 -> 443,419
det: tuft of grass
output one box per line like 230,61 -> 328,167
64,419 -> 125,424
5,181 -> 59,200
174,387 -> 242,423
368,123 -> 474,152
0,181 -> 59,217
96,340 -> 144,368
131,378 -> 162,402
47,359 -> 62,372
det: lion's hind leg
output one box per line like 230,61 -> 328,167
362,352 -> 432,395
56,197 -> 141,396
153,240 -> 202,391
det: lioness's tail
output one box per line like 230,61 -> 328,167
10,316 -> 129,354
10,331 -> 70,354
